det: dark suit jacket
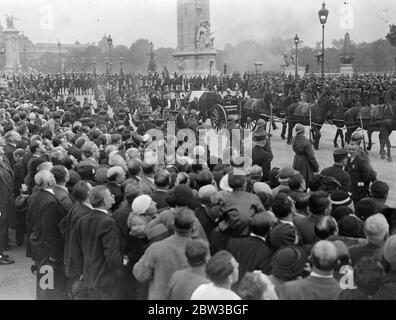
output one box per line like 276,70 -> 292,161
345,156 -> 377,201
4,143 -> 16,167
226,235 -> 273,280
349,242 -> 383,267
138,176 -> 156,196
279,275 -> 341,300
151,188 -> 169,210
321,164 -> 351,193
75,209 -> 123,293
373,270 -> 396,300
26,189 -> 66,262
12,159 -> 25,196
0,157 -> 15,220
252,143 -> 273,181
294,214 -> 322,245
53,185 -> 74,213
61,202 -> 92,278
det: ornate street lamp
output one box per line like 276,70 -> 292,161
107,35 -> 113,73
318,2 -> 329,80
105,57 -> 110,74
57,41 -> 61,72
209,59 -> 215,76
294,34 -> 300,79
92,57 -> 96,74
71,58 -> 75,73
119,57 -> 124,74
81,57 -> 86,73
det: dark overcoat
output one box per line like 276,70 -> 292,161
292,134 -> 319,186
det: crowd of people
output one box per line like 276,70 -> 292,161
0,70 -> 396,301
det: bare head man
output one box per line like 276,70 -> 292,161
310,240 -> 338,274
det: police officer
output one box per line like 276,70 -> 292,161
345,142 -> 377,209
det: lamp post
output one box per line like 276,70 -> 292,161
81,57 -> 86,73
57,41 -> 61,73
92,57 -> 96,74
223,63 -> 227,75
254,61 -> 263,74
23,46 -> 26,73
209,59 -> 214,76
105,57 -> 109,74
119,57 -> 124,74
318,2 -> 329,81
107,35 -> 113,73
294,34 -> 300,79
71,58 -> 75,73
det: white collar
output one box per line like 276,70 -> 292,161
82,202 -> 93,209
43,188 -> 55,195
279,219 -> 294,226
250,233 -> 266,242
94,208 -> 108,215
310,271 -> 334,279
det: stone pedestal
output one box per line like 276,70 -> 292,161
4,26 -> 22,74
283,65 -> 305,78
173,49 -> 218,76
173,0 -> 219,75
339,64 -> 354,76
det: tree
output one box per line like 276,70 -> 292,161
386,24 -> 396,46
130,38 -> 151,72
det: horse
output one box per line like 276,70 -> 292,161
329,97 -> 350,148
239,92 -> 290,135
286,91 -> 334,150
344,103 -> 396,162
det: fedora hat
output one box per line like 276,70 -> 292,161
295,124 -> 305,134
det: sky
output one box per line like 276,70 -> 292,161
0,0 -> 396,49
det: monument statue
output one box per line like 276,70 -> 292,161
173,0 -> 218,75
4,14 -> 22,74
5,15 -> 17,29
339,32 -> 354,64
195,19 -> 214,49
339,32 -> 354,75
386,24 -> 396,73
146,42 -> 157,73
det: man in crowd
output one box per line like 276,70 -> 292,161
345,143 -> 377,208
133,208 -> 195,300
321,148 -> 351,193
26,170 -> 67,299
75,185 -> 123,299
279,240 -> 341,300
167,239 -> 210,300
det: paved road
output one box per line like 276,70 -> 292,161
1,103 -> 395,300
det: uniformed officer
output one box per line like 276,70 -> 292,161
320,148 -> 351,193
345,143 -> 377,208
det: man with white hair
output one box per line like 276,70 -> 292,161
349,213 -> 389,267
26,170 -> 67,299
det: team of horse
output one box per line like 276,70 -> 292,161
195,90 -> 396,162
99,85 -> 396,162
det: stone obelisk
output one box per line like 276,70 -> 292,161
339,33 -> 354,75
4,16 -> 22,74
173,0 -> 218,75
